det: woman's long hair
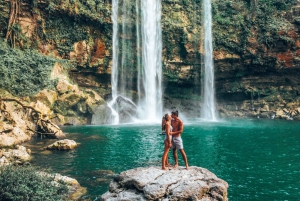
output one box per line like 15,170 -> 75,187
161,113 -> 170,131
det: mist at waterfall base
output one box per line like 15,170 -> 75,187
27,118 -> 300,200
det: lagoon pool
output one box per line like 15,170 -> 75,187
26,118 -> 300,200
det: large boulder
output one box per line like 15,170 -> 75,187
47,139 -> 78,150
0,156 -> 9,166
91,104 -> 115,125
32,89 -> 58,108
0,101 -> 36,147
85,89 -> 106,113
39,171 -> 87,200
101,166 -> 228,201
109,96 -> 139,123
37,118 -> 66,139
0,145 -> 31,166
92,95 -> 140,125
49,63 -> 105,125
29,100 -> 53,119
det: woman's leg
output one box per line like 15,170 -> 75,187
165,146 -> 171,167
162,140 -> 170,170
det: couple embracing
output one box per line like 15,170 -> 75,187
161,110 -> 189,170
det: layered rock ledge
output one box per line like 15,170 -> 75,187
101,166 -> 228,201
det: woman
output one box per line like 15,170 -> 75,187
162,113 -> 172,170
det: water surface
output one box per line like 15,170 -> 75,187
26,119 -> 300,200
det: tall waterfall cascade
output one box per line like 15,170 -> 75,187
201,0 -> 217,121
109,0 -> 162,124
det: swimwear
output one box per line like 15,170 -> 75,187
172,136 -> 183,149
164,125 -> 173,141
164,134 -> 172,141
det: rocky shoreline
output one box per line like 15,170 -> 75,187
0,95 -> 85,200
0,144 -> 86,200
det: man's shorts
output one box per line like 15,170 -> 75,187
172,137 -> 183,149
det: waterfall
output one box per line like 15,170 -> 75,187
110,0 -> 162,124
139,0 -> 162,121
201,0 -> 217,121
109,0 -> 120,124
136,0 -> 142,107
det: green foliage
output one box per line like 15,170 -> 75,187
0,165 -> 68,201
0,0 -> 9,38
164,84 -> 200,100
40,16 -> 89,56
212,0 -> 295,71
10,23 -> 31,48
0,40 -> 57,97
0,0 -> 112,65
259,0 -> 294,11
213,0 -> 250,53
0,1 -> 31,48
45,0 -> 111,25
162,0 -> 202,63
31,2 -> 112,68
163,65 -> 180,81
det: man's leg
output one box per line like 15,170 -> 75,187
179,149 -> 189,170
173,148 -> 178,168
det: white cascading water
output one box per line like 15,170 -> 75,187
136,0 -> 142,106
139,0 -> 162,121
201,0 -> 217,121
120,1 -> 134,98
110,0 -> 162,124
108,0 -> 120,124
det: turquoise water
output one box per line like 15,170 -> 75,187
27,119 -> 300,200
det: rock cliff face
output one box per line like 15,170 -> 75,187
101,166 -> 228,201
0,0 -> 300,122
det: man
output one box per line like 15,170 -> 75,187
170,110 -> 189,170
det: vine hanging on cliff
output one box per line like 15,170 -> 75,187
5,0 -> 20,47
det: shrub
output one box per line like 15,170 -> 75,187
0,40 -> 58,97
0,165 -> 68,201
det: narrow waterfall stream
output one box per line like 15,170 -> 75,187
109,0 -> 120,124
201,0 -> 217,121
